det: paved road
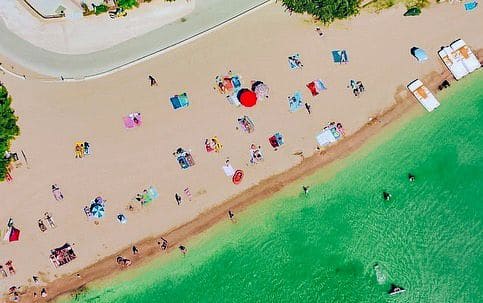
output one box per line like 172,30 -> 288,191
0,0 -> 270,79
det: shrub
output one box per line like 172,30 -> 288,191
0,85 -> 20,181
94,4 -> 109,15
282,0 -> 360,24
117,0 -> 140,9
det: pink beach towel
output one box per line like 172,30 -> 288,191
123,116 -> 135,129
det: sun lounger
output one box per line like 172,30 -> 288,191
332,50 -> 348,63
289,91 -> 303,112
407,79 -> 440,112
450,39 -> 481,73
438,47 -> 469,80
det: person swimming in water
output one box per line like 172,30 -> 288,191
383,192 -> 392,201
408,173 -> 415,182
303,185 -> 310,196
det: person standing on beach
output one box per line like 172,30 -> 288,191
315,27 -> 323,37
132,245 -> 139,255
175,193 -> 182,205
179,245 -> 187,256
228,210 -> 235,222
148,75 -> 157,86
304,103 -> 311,114
303,186 -> 310,196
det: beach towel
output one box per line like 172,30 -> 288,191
231,76 -> 241,89
148,186 -> 159,199
332,50 -> 349,63
306,79 -> 327,96
223,164 -> 235,176
227,93 -> 241,107
170,93 -> 189,110
289,91 -> 303,112
184,187 -> 192,201
464,1 -> 478,10
123,116 -> 135,129
288,54 -> 302,69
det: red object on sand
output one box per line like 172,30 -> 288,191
9,227 -> 20,242
232,170 -> 244,185
306,81 -> 318,96
238,89 -> 257,107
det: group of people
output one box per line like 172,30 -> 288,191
205,136 -> 223,153
383,173 -> 416,201
288,55 -> 303,68
74,141 -> 91,158
349,80 -> 365,97
249,144 -> 264,164
38,212 -> 56,232
0,260 -> 16,278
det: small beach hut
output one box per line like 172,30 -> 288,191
170,93 -> 190,110
411,47 -> 428,62
237,89 -> 257,107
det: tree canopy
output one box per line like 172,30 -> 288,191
282,0 -> 360,24
0,85 -> 20,181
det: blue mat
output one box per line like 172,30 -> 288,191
465,1 -> 477,10
289,91 -> 303,112
331,50 -> 349,63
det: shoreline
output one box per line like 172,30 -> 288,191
29,58 -> 481,302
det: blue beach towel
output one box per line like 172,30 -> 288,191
332,50 -> 349,63
170,93 -> 189,110
288,53 -> 302,69
231,76 -> 241,89
289,91 -> 303,112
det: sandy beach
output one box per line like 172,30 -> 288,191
0,2 -> 482,302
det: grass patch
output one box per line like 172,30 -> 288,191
0,84 -> 20,181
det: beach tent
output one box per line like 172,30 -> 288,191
331,50 -> 349,63
464,1 -> 478,11
170,93 -> 190,110
411,47 -> 428,62
306,79 -> 327,96
288,92 -> 303,112
237,89 -> 257,107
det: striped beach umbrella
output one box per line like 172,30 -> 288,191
90,203 -> 105,218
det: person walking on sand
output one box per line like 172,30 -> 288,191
179,245 -> 187,255
132,245 -> 139,255
41,288 -> 47,298
159,237 -> 168,250
303,185 -> 310,196
304,103 -> 311,114
228,210 -> 235,222
315,27 -> 323,37
0,265 -> 7,278
175,193 -> 182,206
148,75 -> 157,86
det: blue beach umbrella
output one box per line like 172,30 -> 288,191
90,203 -> 105,218
411,47 -> 428,62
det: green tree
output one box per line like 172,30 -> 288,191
282,0 -> 360,24
0,85 -> 20,181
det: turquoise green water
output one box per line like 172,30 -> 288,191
65,71 -> 483,303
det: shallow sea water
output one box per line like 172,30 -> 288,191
64,71 -> 483,303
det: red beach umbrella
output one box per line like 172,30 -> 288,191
237,89 -> 257,107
